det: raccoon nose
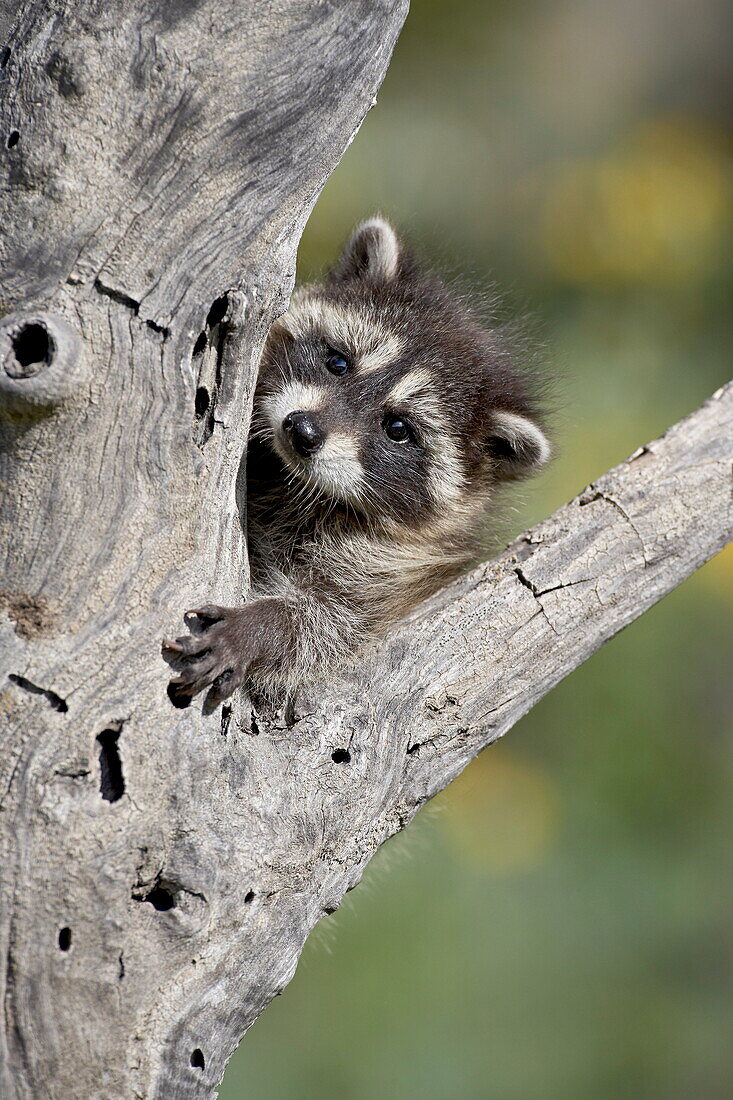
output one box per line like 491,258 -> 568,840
282,411 -> 325,456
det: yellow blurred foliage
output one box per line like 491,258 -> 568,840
692,541 -> 733,599
540,117 -> 731,286
436,745 -> 560,874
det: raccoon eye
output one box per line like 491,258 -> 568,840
384,415 -> 412,443
326,349 -> 349,376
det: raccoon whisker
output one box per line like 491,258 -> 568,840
221,215 -> 551,703
288,467 -> 324,515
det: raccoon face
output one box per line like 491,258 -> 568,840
253,217 -> 550,529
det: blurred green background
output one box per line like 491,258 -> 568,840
221,1 -> 733,1096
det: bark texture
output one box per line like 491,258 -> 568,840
0,2 -> 409,1096
1,3 -> 731,1099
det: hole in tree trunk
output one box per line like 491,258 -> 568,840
143,885 -> 176,910
192,293 -> 230,448
195,386 -> 210,418
8,323 -> 53,377
167,682 -> 192,709
132,873 -> 181,911
97,727 -> 124,802
206,296 -> 228,328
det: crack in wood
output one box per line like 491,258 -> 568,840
7,673 -> 68,713
579,489 -> 649,563
513,566 -> 589,599
93,278 -> 170,338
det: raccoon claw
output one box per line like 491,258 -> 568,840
204,670 -> 238,712
162,634 -> 207,658
164,605 -> 249,709
185,605 -> 226,628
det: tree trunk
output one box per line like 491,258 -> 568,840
0,2 -> 409,1096
1,4 -> 731,1099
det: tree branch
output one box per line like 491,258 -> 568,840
305,379 -> 733,848
1,1 -> 730,1097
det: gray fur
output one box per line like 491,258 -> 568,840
164,219 -> 550,707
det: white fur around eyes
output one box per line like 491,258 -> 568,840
357,334 -> 403,374
386,368 -> 434,404
384,370 -> 466,505
385,371 -> 453,440
261,381 -> 326,433
259,382 -> 365,503
276,293 -> 402,375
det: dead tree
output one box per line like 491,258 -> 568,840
1,1 -> 731,1096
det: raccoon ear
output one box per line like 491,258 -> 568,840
485,411 -> 551,479
329,217 -> 401,283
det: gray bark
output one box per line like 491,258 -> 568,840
0,3 -> 731,1099
0,2 -> 409,1096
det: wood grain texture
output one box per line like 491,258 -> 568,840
0,2 -> 409,1096
1,2 -> 731,1098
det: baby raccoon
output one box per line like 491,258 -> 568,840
164,217 -> 550,709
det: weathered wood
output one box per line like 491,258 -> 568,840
331,379 -> 733,817
0,2 -> 409,1096
1,3 -> 731,1099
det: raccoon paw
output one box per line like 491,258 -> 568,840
162,604 -> 252,710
